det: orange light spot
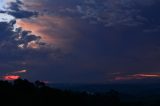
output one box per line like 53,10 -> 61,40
27,41 -> 39,49
3,75 -> 20,81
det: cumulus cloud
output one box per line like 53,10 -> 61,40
0,0 -> 65,76
0,20 -> 43,49
0,20 -> 65,81
1,0 -> 38,19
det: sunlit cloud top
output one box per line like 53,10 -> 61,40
0,0 -> 17,10
0,13 -> 15,22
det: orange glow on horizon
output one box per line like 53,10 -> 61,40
114,73 -> 160,81
3,75 -> 20,81
133,74 -> 160,77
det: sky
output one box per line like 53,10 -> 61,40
1,0 -> 160,83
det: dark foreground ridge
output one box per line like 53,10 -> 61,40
0,79 -> 159,106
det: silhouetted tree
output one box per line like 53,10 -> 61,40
0,79 -> 124,106
35,80 -> 46,88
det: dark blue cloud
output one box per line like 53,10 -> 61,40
0,19 -> 63,78
2,0 -> 38,19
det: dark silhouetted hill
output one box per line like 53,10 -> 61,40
0,79 -> 120,106
0,79 -> 160,106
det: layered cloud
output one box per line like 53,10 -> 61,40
13,69 -> 27,74
113,73 -> 160,81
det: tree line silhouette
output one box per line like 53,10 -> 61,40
0,78 -> 159,106
0,78 -> 121,106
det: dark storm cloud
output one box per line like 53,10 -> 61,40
73,0 -> 160,82
0,19 -> 64,76
0,0 -> 66,81
0,21 -> 39,59
1,0 -> 160,83
12,0 -> 160,83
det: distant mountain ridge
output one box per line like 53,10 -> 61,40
50,83 -> 160,95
